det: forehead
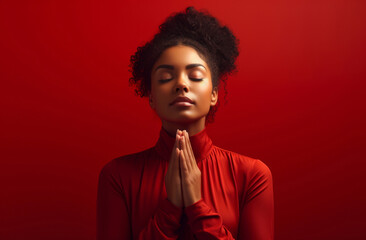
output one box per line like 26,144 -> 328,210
152,45 -> 208,69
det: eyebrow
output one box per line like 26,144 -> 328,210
153,64 -> 206,72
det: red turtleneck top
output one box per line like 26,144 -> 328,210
97,127 -> 274,239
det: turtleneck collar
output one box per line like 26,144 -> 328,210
154,126 -> 213,163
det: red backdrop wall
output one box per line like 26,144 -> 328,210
1,0 -> 365,239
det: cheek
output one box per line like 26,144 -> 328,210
194,89 -> 213,113
197,84 -> 213,103
152,86 -> 169,108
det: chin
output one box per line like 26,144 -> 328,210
164,113 -> 206,124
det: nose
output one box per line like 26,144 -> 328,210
175,74 -> 189,93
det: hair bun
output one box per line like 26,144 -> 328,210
156,6 -> 239,79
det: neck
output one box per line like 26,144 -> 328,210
161,117 -> 206,137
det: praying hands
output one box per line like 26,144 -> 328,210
165,129 -> 202,208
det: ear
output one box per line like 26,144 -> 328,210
210,87 -> 218,106
149,94 -> 155,109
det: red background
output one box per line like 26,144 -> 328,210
1,0 -> 365,239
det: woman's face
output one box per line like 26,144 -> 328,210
149,45 -> 218,124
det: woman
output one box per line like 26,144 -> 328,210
97,6 -> 274,240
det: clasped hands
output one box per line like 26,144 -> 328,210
165,129 -> 202,208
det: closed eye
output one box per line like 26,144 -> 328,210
159,78 -> 173,83
190,78 -> 203,81
159,78 -> 202,83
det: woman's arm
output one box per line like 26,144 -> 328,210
179,130 -> 235,239
237,159 -> 274,240
137,198 -> 183,239
184,199 -> 235,239
183,159 -> 274,240
96,160 -> 183,240
179,130 -> 274,239
96,160 -> 131,239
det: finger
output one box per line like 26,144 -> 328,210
173,134 -> 181,168
179,134 -> 183,150
181,135 -> 192,171
184,131 -> 195,160
183,130 -> 195,169
179,149 -> 188,177
178,129 -> 183,138
183,130 -> 194,163
173,147 -> 180,173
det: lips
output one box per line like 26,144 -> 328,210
170,96 -> 194,105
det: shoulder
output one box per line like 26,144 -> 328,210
211,145 -> 272,177
99,147 -> 155,177
210,146 -> 273,203
211,145 -> 259,168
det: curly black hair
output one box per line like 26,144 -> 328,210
129,6 -> 239,124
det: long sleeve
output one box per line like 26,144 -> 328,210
237,159 -> 274,240
137,198 -> 183,239
96,160 -> 183,240
184,199 -> 235,239
97,127 -> 274,239
97,160 -> 131,240
183,159 -> 274,240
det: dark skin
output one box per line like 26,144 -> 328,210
149,45 -> 218,207
165,129 -> 202,207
